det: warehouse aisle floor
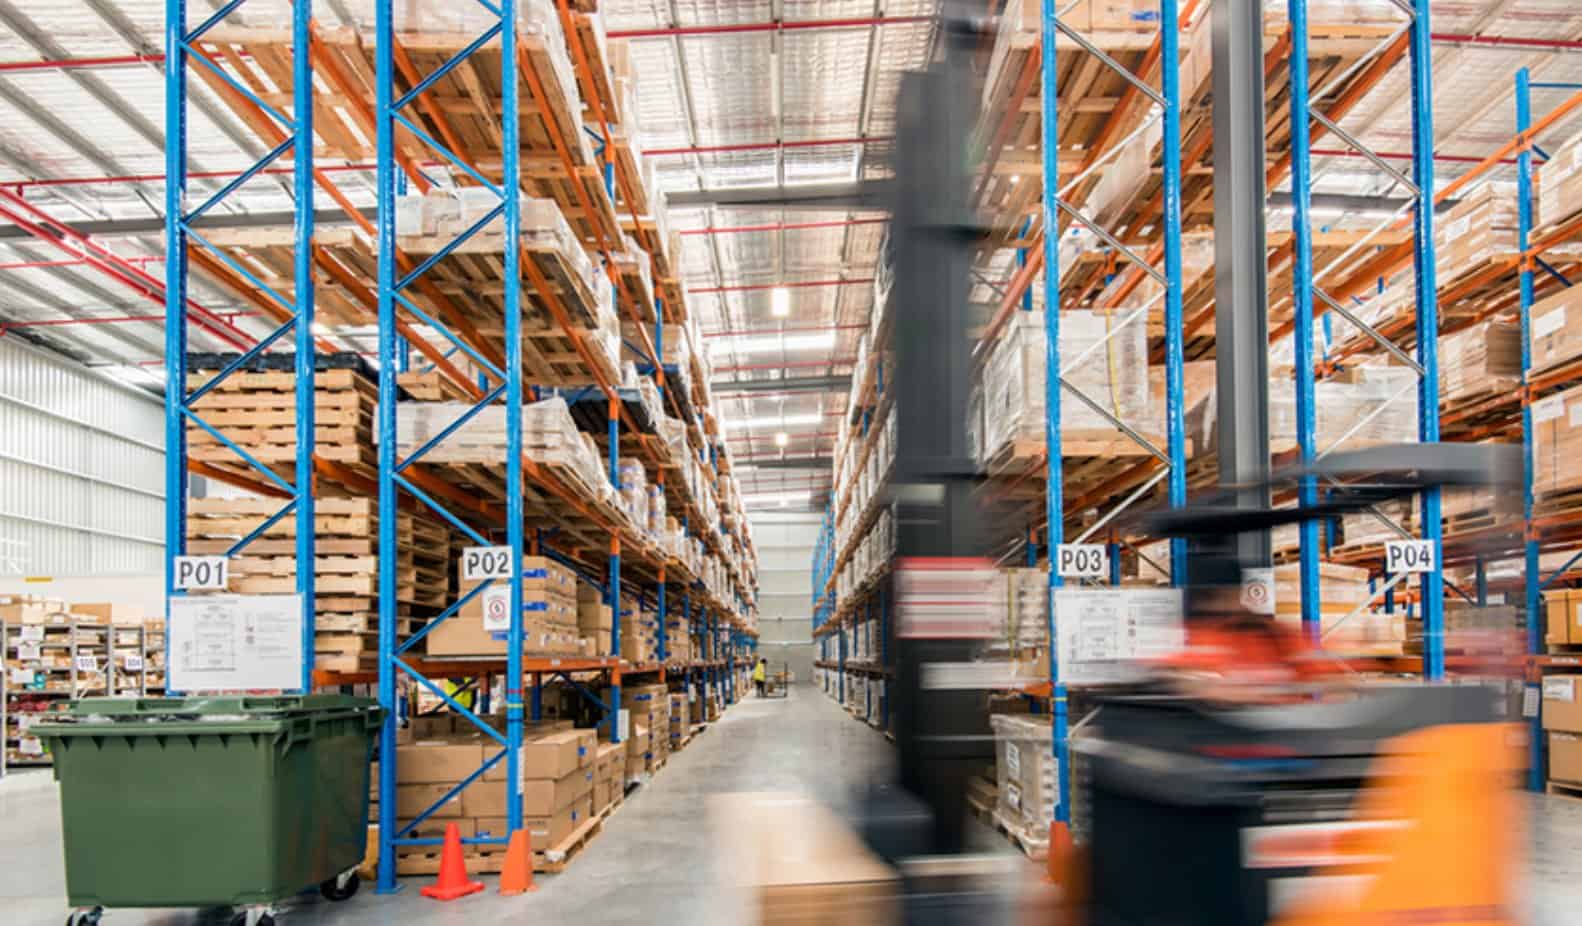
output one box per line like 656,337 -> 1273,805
8,690 -> 1582,924
1,684 -> 897,925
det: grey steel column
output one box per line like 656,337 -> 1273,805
1211,0 -> 1273,567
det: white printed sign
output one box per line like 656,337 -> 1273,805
1384,539 -> 1436,575
9,667 -> 33,686
1005,741 -> 1022,776
19,626 -> 43,642
461,546 -> 513,582
1241,567 -> 1276,616
74,655 -> 98,674
1534,396 -> 1565,423
480,587 -> 511,633
1057,544 -> 1109,579
16,642 -> 39,661
173,556 -> 229,591
1535,307 -> 1567,339
1055,588 -> 1185,685
18,736 -> 42,756
168,594 -> 303,692
123,654 -> 144,672
1545,677 -> 1575,703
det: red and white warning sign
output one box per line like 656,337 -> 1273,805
481,587 -> 512,632
1240,567 -> 1275,616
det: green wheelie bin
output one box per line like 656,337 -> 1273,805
35,694 -> 383,924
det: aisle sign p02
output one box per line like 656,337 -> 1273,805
1385,539 -> 1436,575
1057,544 -> 1109,579
461,546 -> 514,582
173,556 -> 228,591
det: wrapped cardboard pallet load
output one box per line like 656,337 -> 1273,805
974,309 -> 1150,471
1273,562 -> 1403,655
1539,127 -> 1582,230
1531,384 -> 1582,500
1529,283 -> 1582,375
1439,319 -> 1522,406
421,557 -> 580,657
990,714 -> 1058,854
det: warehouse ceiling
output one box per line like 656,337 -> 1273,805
0,1 -> 1578,504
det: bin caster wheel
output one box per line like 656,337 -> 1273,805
320,872 -> 360,902
228,912 -> 275,926
65,907 -> 103,926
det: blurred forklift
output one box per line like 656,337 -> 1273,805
864,1 -> 1527,924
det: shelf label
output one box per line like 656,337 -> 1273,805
173,555 -> 229,591
19,626 -> 43,642
16,642 -> 40,661
18,736 -> 42,756
460,546 -> 513,582
75,655 -> 98,674
123,654 -> 144,672
9,667 -> 33,686
1384,539 -> 1435,575
1057,544 -> 1109,579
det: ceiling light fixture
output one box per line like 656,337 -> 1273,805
771,286 -> 791,317
775,431 -> 789,447
722,412 -> 822,431
708,332 -> 837,357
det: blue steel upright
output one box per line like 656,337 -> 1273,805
1039,0 -> 1069,833
1517,68 -> 1544,789
1160,0 -> 1188,582
165,0 -> 317,692
1286,0 -> 1322,644
1408,0 -> 1444,680
374,0 -> 532,889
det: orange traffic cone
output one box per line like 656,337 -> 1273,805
420,822 -> 484,901
498,828 -> 538,895
1046,820 -> 1074,886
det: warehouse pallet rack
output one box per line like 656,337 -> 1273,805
814,0 -> 1460,839
163,0 -> 758,893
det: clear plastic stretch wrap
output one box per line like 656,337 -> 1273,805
977,309 -> 1150,466
991,714 -> 1058,846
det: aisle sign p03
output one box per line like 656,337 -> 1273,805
461,546 -> 513,582
173,556 -> 228,590
1385,539 -> 1436,575
1057,544 -> 1108,579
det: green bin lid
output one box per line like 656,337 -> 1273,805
66,694 -> 377,718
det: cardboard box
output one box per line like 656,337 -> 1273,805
522,767 -> 595,816
461,782 -> 510,819
1546,589 -> 1582,646
1550,732 -> 1582,785
397,740 -> 487,784
712,792 -> 900,926
594,776 -> 612,813
396,784 -> 463,819
1542,676 -> 1582,733
409,713 -> 455,739
69,602 -> 144,625
521,728 -> 597,779
1533,383 -> 1582,497
595,741 -> 623,780
521,801 -> 588,848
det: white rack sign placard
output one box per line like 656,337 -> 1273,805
169,594 -> 303,692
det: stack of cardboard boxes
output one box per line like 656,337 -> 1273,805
620,682 -> 671,778
1543,675 -> 1582,793
668,691 -> 689,750
380,715 -> 600,873
576,585 -> 614,658
422,557 -> 584,658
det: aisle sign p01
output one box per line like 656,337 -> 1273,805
461,546 -> 513,582
1385,539 -> 1436,575
173,556 -> 228,591
1057,544 -> 1108,579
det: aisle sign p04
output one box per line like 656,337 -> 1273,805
173,556 -> 228,590
1057,544 -> 1108,579
1384,539 -> 1436,575
461,546 -> 513,582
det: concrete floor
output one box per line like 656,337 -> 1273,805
3,686 -> 1581,924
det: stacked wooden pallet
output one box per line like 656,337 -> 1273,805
185,497 -> 454,672
186,358 -> 377,485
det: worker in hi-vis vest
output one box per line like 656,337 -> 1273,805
753,658 -> 767,697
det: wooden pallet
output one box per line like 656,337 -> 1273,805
990,809 -> 1050,861
1545,780 -> 1582,803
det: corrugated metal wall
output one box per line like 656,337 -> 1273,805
750,511 -> 821,683
0,337 -> 164,576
